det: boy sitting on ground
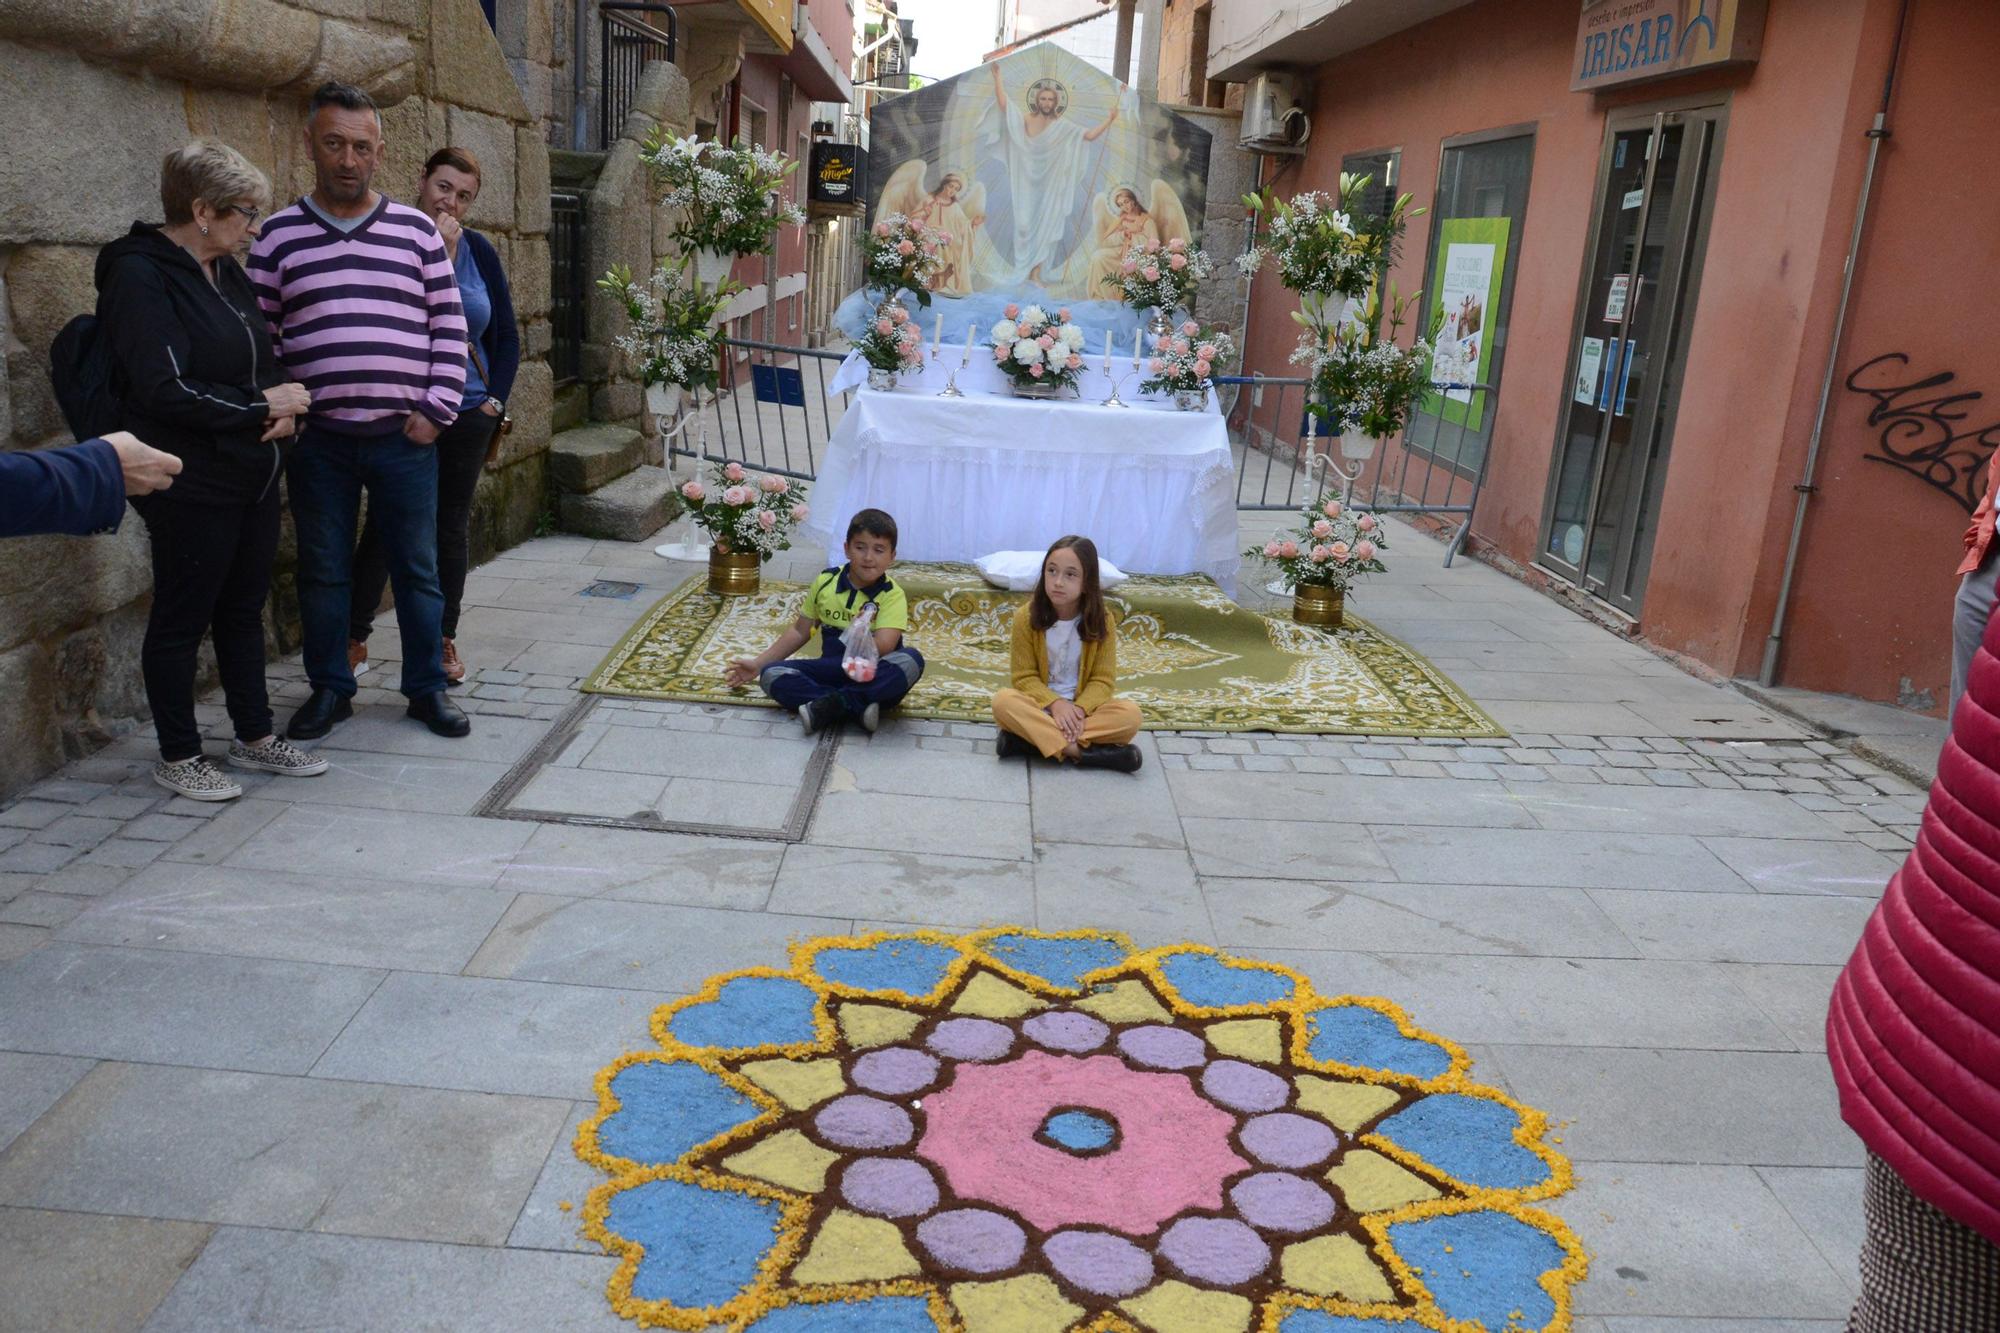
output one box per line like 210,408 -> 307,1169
725,508 -> 926,734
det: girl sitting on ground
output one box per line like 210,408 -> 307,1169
992,535 -> 1143,772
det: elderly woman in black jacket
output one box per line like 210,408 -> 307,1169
97,139 -> 324,800
347,146 -> 519,685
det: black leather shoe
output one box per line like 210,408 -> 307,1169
1073,743 -> 1143,773
286,688 -> 353,740
996,730 -> 1032,759
407,690 -> 471,738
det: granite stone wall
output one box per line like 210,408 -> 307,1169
0,0 -> 555,799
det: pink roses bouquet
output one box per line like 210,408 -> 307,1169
988,301 -> 1088,394
1142,320 -> 1237,395
857,303 -> 926,375
679,459 -> 810,561
1109,236 -> 1215,317
863,213 -> 948,309
1246,490 -> 1388,593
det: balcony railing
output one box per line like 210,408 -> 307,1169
600,3 -> 678,150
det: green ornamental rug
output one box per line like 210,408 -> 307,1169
583,564 -> 1502,738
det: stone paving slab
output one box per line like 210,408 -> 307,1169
0,1053 -> 94,1156
768,842 -> 1036,928
0,944 -> 383,1074
494,823 -> 785,909
1552,1162 -> 1853,1321
1205,878 -> 1640,958
1482,1045 -> 1853,1165
140,1226 -> 625,1332
0,1205 -> 213,1333
463,894 -> 847,993
309,972 -> 670,1100
1031,842 -> 1212,947
57,862 -> 517,974
0,1063 -> 567,1245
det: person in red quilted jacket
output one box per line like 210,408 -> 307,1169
1827,593 -> 2000,1328
1951,448 -> 2000,715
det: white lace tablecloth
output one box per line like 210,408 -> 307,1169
809,351 -> 1239,592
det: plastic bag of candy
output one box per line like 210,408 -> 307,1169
840,603 -> 880,683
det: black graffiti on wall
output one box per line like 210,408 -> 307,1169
1849,353 -> 2000,514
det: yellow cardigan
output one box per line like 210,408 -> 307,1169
1008,603 -> 1118,713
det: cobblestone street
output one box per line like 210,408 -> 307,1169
0,516 -> 1912,1330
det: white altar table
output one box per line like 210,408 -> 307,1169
806,350 -> 1240,592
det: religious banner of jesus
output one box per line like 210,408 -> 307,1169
837,45 -> 1214,342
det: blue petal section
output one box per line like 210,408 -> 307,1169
668,976 -> 820,1049
812,938 -> 960,998
608,1178 -> 781,1306
1278,1315 -> 1412,1333
1375,1094 -> 1550,1191
1158,951 -> 1295,1008
984,932 -> 1128,990
1042,1109 -> 1117,1152
599,1060 -> 760,1165
1306,1005 -> 1452,1079
1387,1210 -> 1567,1330
744,1296 -> 941,1331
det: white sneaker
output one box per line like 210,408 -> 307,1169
153,757 -> 243,802
228,736 -> 330,777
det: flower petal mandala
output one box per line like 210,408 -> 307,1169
605,1177 -> 782,1306
1306,1003 -> 1454,1080
578,929 -> 1587,1331
811,936 -> 963,999
979,930 -> 1130,989
1156,949 -> 1297,1009
667,975 -> 821,1050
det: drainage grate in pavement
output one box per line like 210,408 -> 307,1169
579,580 -> 644,599
474,696 -> 839,841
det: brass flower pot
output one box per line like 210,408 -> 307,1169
1292,584 -> 1345,629
707,547 -> 761,596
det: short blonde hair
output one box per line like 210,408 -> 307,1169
160,139 -> 271,226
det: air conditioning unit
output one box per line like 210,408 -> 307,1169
1240,71 -> 1311,153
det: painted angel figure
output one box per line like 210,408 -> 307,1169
1087,181 -> 1193,299
879,162 -> 988,298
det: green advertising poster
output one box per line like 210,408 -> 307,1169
1423,216 -> 1511,432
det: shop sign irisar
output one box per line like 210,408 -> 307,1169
1571,0 -> 1767,92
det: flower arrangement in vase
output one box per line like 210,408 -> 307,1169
1246,490 -> 1388,629
1142,320 -> 1236,411
1291,286 -> 1439,454
1110,237 -> 1214,333
862,213 -> 948,314
644,131 -> 806,281
856,305 -> 926,391
598,256 -> 733,417
1245,172 -> 1437,458
988,302 -> 1088,398
678,460 -> 810,595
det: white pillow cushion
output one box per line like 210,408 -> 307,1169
975,550 -> 1130,592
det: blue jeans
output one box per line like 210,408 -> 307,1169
289,426 -> 446,699
759,643 -> 925,716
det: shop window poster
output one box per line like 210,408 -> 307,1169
1425,217 -> 1511,431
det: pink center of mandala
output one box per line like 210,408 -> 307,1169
915,1048 -> 1251,1236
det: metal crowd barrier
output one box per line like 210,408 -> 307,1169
678,338 -> 851,481
1216,374 -> 1498,567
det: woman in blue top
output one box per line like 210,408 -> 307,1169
347,146 -> 519,684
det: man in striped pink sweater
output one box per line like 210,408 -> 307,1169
250,81 -> 472,741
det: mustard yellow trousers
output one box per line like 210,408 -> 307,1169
992,688 -> 1142,759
